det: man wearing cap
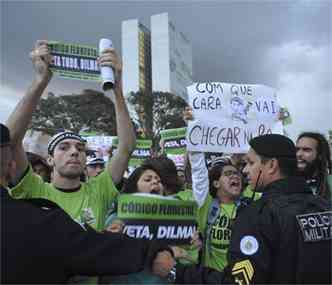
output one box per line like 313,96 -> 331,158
0,123 -> 174,283
85,150 -> 106,178
6,40 -> 136,231
152,134 -> 331,284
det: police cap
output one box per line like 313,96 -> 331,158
249,134 -> 296,159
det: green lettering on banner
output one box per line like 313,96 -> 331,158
118,194 -> 197,220
118,193 -> 198,244
48,41 -> 101,82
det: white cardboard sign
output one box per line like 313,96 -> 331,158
186,82 -> 282,153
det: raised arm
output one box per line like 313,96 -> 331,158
189,151 -> 209,208
98,48 -> 136,185
6,40 -> 52,183
183,107 -> 209,208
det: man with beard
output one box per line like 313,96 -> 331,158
296,132 -> 332,201
6,40 -> 136,231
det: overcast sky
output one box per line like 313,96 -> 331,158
1,0 -> 331,140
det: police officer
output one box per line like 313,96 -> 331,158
153,134 -> 332,284
0,123 -> 172,284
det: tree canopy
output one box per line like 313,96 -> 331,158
127,91 -> 187,144
31,89 -> 116,135
31,89 -> 188,150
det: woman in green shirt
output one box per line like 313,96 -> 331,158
190,152 -> 249,272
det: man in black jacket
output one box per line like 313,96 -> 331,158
153,134 -> 332,284
0,123 -> 172,284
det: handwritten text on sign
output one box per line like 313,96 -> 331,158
186,82 -> 281,153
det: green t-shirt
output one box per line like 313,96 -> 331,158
174,188 -> 194,201
242,185 -> 262,201
10,166 -> 118,231
173,188 -> 199,265
198,194 -> 237,272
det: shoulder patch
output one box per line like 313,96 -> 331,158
232,259 -> 254,285
240,235 -> 259,255
296,211 -> 332,242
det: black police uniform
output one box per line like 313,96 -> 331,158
224,176 -> 331,284
1,187 -> 163,284
174,177 -> 332,284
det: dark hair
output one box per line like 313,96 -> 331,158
122,164 -> 161,194
26,152 -> 51,182
208,162 -> 239,198
142,156 -> 183,195
258,154 -> 297,177
297,132 -> 332,199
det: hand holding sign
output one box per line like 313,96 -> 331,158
105,219 -> 125,233
170,246 -> 196,263
30,40 -> 53,83
190,230 -> 203,250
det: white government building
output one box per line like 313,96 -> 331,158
122,13 -> 193,101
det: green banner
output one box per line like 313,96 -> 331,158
111,138 -> 152,167
118,193 -> 197,244
160,127 -> 187,155
48,41 -> 101,81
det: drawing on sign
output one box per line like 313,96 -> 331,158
230,96 -> 252,124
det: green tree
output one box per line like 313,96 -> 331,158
31,89 -> 117,135
127,91 -> 187,146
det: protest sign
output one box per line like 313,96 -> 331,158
111,137 -> 152,167
160,127 -> 187,155
23,130 -> 51,159
186,82 -> 282,153
118,193 -> 197,244
48,41 -> 100,81
129,140 -> 152,167
83,135 -> 113,161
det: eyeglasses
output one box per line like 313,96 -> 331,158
221,170 -> 241,177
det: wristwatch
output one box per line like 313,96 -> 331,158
166,265 -> 177,283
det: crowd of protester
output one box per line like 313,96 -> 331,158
1,40 -> 331,284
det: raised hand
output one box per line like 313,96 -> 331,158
29,40 -> 52,82
98,48 -> 122,89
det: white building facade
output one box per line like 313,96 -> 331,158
151,13 -> 193,100
122,19 -> 152,97
122,13 -> 193,100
